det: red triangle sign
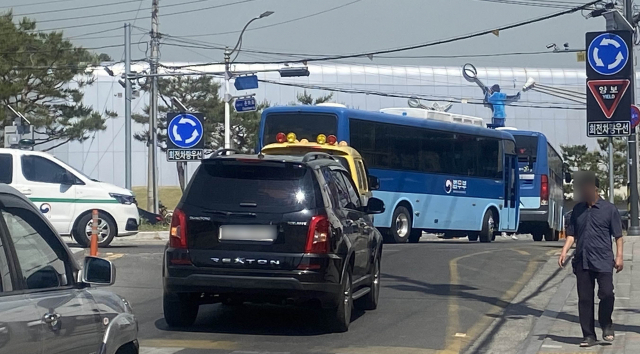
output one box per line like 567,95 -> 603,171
587,79 -> 630,119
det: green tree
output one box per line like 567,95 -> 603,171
132,76 -> 268,189
293,90 -> 334,105
0,12 -> 114,150
561,138 -> 627,201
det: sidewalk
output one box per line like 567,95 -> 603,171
521,237 -> 640,354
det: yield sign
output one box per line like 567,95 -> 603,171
587,79 -> 630,118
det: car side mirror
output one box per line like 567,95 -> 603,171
564,172 -> 572,184
82,256 -> 115,286
59,171 -> 75,185
365,197 -> 385,214
368,175 -> 380,191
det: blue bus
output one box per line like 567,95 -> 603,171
505,130 -> 563,241
258,106 -> 520,243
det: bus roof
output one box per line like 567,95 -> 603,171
262,106 -> 515,141
504,129 -> 545,137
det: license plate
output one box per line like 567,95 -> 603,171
219,225 -> 277,242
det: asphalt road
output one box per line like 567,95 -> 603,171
98,236 -> 562,354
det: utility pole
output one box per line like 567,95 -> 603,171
625,0 -> 640,235
148,0 -> 160,213
124,23 -> 132,190
609,137 -> 615,203
224,48 -> 232,149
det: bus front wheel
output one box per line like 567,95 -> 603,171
479,210 -> 495,243
386,206 -> 413,243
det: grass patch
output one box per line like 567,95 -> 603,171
139,221 -> 169,232
132,186 -> 183,211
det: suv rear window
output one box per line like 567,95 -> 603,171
184,160 -> 318,213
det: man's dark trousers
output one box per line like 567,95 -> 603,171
575,265 -> 615,339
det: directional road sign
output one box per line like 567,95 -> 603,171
586,31 -> 633,137
234,97 -> 257,113
166,112 -> 205,162
234,75 -> 259,90
588,33 -> 629,76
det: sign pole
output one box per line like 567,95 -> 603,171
610,137 -> 615,203
625,0 -> 640,235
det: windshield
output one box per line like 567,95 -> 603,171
53,156 -> 98,181
263,113 -> 338,145
184,161 -> 318,213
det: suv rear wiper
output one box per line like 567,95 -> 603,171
203,209 -> 257,217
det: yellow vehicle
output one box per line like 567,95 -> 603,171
261,132 -> 379,199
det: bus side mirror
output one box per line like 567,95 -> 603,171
368,175 -> 380,191
564,172 -> 572,184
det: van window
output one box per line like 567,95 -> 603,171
355,160 -> 367,191
21,155 -> 68,184
0,154 -> 12,184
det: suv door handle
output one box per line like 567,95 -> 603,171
17,188 -> 32,195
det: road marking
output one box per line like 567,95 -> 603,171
140,339 -> 238,350
334,347 -> 443,354
442,248 -> 539,354
103,253 -> 124,261
140,348 -> 183,354
514,249 -> 530,256
541,344 -> 563,348
454,333 -> 467,337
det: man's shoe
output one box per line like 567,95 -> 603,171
603,325 -> 615,342
580,337 -> 597,347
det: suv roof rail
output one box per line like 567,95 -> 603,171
302,151 -> 337,163
210,148 -> 239,157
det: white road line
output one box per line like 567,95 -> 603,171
140,348 -> 184,354
541,344 -> 563,349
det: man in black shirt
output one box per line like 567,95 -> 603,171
558,172 -> 624,347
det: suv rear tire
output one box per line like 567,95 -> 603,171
163,292 -> 199,327
328,268 -> 352,332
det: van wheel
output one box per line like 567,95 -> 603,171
73,212 -> 117,248
532,231 -> 543,242
479,210 -> 495,243
163,292 -> 199,327
385,206 -> 412,243
327,268 -> 352,332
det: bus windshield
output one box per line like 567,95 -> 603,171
263,113 -> 338,144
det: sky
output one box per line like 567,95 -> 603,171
1,0 -> 618,69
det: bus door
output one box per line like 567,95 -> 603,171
503,154 -> 519,231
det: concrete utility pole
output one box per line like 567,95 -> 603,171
124,23 -> 132,190
148,0 -> 160,213
625,0 -> 640,235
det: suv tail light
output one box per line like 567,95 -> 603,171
306,215 -> 330,254
541,174 -> 549,206
170,209 -> 188,249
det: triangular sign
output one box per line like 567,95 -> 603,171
587,79 -> 630,119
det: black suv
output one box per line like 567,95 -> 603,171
163,150 -> 385,332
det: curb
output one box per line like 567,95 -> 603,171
120,231 -> 169,241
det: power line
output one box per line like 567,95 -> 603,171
14,0 -> 258,33
258,79 -> 586,110
474,0 -> 586,9
13,0 -> 142,17
161,0 -> 600,69
0,0 -> 78,9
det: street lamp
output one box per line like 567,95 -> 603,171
223,11 -> 274,149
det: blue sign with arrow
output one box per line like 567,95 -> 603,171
234,97 -> 257,112
167,113 -> 204,149
588,33 -> 629,76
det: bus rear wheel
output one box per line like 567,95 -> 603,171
386,206 -> 412,243
543,228 -> 555,241
479,210 -> 495,243
532,231 -> 543,242
468,232 -> 479,242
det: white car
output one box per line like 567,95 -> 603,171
0,148 -> 139,247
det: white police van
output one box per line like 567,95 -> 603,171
0,148 -> 139,247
